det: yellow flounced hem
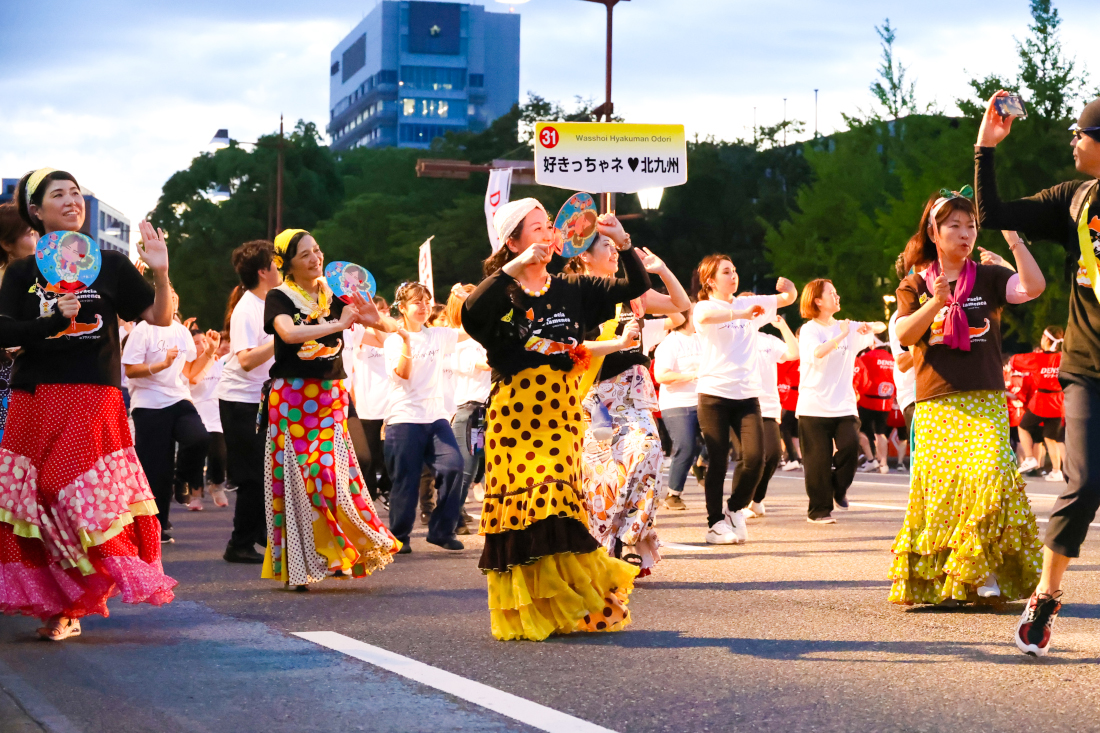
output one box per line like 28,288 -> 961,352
0,499 -> 159,576
486,548 -> 638,641
888,391 -> 1043,605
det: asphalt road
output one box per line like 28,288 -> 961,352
3,467 -> 1100,733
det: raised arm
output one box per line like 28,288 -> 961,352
638,248 -> 690,315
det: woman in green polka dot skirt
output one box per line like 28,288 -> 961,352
890,189 -> 1047,604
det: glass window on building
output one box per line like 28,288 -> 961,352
342,35 -> 366,83
400,66 -> 467,91
401,98 -> 451,118
399,124 -> 455,144
469,73 -> 484,88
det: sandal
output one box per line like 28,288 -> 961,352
37,615 -> 81,641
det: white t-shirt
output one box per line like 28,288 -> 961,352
342,325 -> 362,392
653,330 -> 702,411
796,320 -> 875,418
383,327 -> 459,425
441,352 -> 456,418
190,354 -> 227,432
216,290 -> 273,404
693,295 -> 778,400
122,321 -> 197,410
755,333 -> 789,420
889,310 -> 917,412
453,338 -> 491,406
352,340 -> 391,421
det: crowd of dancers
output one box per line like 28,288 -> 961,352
0,92 -> 1099,658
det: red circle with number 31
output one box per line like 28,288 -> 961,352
540,126 -> 559,149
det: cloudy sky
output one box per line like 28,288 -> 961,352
0,0 -> 1094,239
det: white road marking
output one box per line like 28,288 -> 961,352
295,631 -> 618,733
846,502 -> 1100,528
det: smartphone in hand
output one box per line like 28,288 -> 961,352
994,95 -> 1027,119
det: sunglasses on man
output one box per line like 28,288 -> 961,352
1069,123 -> 1100,141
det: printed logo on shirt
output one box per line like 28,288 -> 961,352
928,305 -> 991,346
297,338 -> 342,360
1076,216 -> 1100,286
37,284 -> 104,339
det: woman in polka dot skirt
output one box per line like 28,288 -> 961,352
566,236 -> 690,576
0,168 -> 177,641
260,229 -> 399,590
462,198 -> 651,641
890,188 -> 1046,605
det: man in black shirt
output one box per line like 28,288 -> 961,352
975,91 -> 1100,656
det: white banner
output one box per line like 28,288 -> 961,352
418,237 -> 434,303
534,122 -> 687,193
484,168 -> 513,253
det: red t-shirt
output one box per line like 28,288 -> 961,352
886,397 -> 906,428
777,359 -> 799,412
1011,351 -> 1063,418
856,348 -> 896,412
1005,367 -> 1032,428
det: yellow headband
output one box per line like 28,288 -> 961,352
25,167 -> 58,207
272,228 -> 308,270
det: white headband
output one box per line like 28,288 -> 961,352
1043,329 -> 1064,348
493,198 -> 546,247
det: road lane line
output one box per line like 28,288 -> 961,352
294,631 -> 617,733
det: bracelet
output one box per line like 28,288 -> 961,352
615,233 -> 632,251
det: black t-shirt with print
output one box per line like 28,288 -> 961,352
263,288 -> 347,381
0,250 -> 154,391
461,248 -> 652,379
594,305 -> 657,381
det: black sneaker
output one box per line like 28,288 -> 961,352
160,529 -> 175,544
426,537 -> 464,551
174,479 -> 191,505
397,543 -> 412,555
835,494 -> 849,510
223,544 -> 264,564
1015,591 -> 1063,657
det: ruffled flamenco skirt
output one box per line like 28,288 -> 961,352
888,390 -> 1043,605
580,365 -> 666,576
0,385 -> 176,620
262,378 -> 398,586
479,365 -> 638,641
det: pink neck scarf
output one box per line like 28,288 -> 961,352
923,257 -> 977,351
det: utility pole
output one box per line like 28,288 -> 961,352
783,98 -> 787,147
276,115 -> 285,234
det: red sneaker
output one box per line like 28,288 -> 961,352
1015,591 -> 1062,657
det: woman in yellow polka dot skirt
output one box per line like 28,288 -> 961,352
890,188 -> 1047,605
461,199 -> 651,641
260,229 -> 400,590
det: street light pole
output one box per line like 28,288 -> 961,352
581,0 -> 629,214
276,115 -> 285,234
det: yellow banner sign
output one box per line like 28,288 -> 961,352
534,122 -> 687,193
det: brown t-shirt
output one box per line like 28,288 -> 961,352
896,263 -> 1013,402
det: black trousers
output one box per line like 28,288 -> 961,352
1046,373 -> 1100,557
176,430 -> 226,488
798,414 -> 861,519
355,418 -> 390,500
698,394 -> 764,527
220,399 -> 266,549
132,400 -> 209,526
780,409 -> 799,461
750,417 -> 783,504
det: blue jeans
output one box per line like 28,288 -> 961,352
661,406 -> 701,496
451,402 -> 486,509
384,420 -> 464,544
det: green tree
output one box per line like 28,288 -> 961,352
148,121 -> 341,329
870,19 -> 918,120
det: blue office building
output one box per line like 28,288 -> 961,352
1,178 -> 131,258
327,1 -> 520,151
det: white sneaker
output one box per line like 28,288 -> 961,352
806,515 -> 836,524
743,501 -> 766,519
1044,470 -> 1065,483
977,573 -> 1001,598
877,463 -> 890,475
896,464 -> 909,474
1017,457 -> 1039,474
781,460 -> 801,472
724,507 -> 748,544
705,519 -> 737,545
857,459 -> 879,473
